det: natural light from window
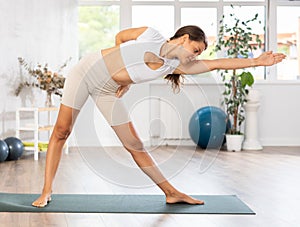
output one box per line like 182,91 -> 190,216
78,0 -> 300,81
277,6 -> 300,80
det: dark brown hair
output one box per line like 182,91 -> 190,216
164,25 -> 208,92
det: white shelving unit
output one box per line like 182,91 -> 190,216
16,107 -> 68,160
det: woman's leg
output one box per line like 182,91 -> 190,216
112,122 -> 204,205
32,104 -> 80,207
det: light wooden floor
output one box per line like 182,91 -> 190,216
0,145 -> 299,227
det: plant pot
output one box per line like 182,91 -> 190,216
226,134 -> 244,152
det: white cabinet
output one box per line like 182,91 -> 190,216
16,107 -> 68,160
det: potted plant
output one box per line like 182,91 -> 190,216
212,7 -> 263,151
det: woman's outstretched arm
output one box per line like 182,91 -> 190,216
176,51 -> 286,75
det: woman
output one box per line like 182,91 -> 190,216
32,25 -> 285,207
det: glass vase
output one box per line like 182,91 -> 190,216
45,91 -> 53,107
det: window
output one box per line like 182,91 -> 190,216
274,0 -> 300,80
180,0 -> 218,1
181,7 -> 217,60
78,5 -> 119,58
223,5 -> 265,79
78,0 -> 300,81
224,0 -> 264,1
132,5 -> 174,37
276,6 -> 300,80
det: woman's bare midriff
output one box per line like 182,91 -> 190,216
101,47 -> 133,86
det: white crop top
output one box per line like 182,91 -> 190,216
120,27 -> 180,83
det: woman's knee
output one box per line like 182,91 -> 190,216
53,124 -> 72,140
122,138 -> 144,153
52,104 -> 79,140
112,122 -> 144,153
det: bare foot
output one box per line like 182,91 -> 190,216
32,193 -> 52,208
166,192 -> 204,205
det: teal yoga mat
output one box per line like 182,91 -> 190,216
0,193 -> 255,214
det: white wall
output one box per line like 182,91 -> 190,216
0,0 -> 78,138
148,79 -> 300,147
124,78 -> 300,147
0,1 -> 299,148
256,82 -> 300,146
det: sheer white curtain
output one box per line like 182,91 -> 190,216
0,0 -> 78,135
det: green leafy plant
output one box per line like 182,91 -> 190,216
212,7 -> 263,135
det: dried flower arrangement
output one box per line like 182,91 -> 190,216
15,57 -> 71,98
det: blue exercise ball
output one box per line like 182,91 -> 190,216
189,106 -> 230,149
0,140 -> 9,162
4,137 -> 24,161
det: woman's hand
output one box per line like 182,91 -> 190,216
256,51 -> 286,66
116,85 -> 130,98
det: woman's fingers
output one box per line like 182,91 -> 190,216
273,53 -> 286,64
259,52 -> 286,66
116,85 -> 130,98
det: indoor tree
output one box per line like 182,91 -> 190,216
212,7 -> 263,135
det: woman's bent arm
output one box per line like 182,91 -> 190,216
115,27 -> 148,45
